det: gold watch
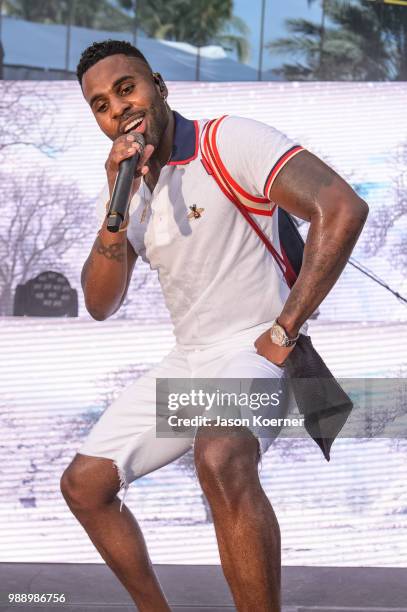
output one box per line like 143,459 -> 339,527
269,319 -> 300,347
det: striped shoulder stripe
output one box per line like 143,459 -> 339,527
210,116 -> 270,205
263,146 -> 304,197
201,117 -> 292,278
203,117 -> 276,216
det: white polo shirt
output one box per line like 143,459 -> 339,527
96,112 -> 306,348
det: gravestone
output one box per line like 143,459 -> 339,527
13,271 -> 78,317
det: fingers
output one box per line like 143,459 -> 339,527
105,133 -> 145,174
106,135 -> 155,195
133,144 -> 155,179
141,143 -> 155,165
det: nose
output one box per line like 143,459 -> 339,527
110,95 -> 131,120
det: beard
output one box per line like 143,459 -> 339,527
145,98 -> 170,151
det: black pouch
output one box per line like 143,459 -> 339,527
284,333 -> 353,461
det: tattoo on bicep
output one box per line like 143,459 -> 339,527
290,153 -> 337,199
274,152 -> 339,209
96,236 -> 125,262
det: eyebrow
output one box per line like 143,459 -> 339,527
89,75 -> 134,109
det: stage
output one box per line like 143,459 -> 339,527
1,564 -> 406,611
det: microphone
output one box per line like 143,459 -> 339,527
106,133 -> 145,232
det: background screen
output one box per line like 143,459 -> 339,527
0,81 -> 406,566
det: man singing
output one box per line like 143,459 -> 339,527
60,40 -> 368,611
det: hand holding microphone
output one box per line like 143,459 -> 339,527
105,132 -> 154,232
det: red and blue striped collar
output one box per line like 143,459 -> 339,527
167,111 -> 199,166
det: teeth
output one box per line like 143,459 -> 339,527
124,117 -> 143,133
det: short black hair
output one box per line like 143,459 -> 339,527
76,39 -> 152,86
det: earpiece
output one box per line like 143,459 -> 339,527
153,72 -> 162,86
152,72 -> 166,97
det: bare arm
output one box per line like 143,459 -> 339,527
81,226 -> 137,321
269,150 -> 369,336
81,133 -> 154,321
255,150 -> 368,366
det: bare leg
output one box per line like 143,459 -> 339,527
194,426 -> 281,612
60,454 -> 170,611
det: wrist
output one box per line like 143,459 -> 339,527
98,218 -> 129,238
275,315 -> 300,339
117,216 -> 130,232
269,318 -> 299,348
104,200 -> 129,233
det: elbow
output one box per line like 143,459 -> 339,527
356,197 -> 369,223
85,298 -> 121,321
83,297 -> 110,321
338,196 -> 369,231
89,310 -> 108,322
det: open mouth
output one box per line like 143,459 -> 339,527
123,115 -> 145,134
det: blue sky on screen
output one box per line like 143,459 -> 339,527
234,0 -> 323,70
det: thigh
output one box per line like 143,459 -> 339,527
192,345 -> 289,461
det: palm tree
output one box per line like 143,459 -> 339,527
4,0 -> 249,78
3,0 -> 133,31
120,0 -> 249,78
268,0 -> 406,80
368,0 -> 407,80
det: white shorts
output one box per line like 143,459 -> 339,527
79,321 -> 290,510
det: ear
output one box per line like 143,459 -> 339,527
152,72 -> 168,99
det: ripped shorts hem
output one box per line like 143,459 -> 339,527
113,461 -> 129,512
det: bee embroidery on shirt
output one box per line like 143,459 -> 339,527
188,204 -> 205,219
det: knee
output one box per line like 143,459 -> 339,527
60,459 -> 117,512
60,454 -> 121,512
194,430 -> 259,497
60,465 -> 88,511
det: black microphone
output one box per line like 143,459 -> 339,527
106,133 -> 145,232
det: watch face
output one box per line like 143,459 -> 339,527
271,324 -> 286,346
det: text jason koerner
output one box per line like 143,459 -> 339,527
168,415 -> 304,428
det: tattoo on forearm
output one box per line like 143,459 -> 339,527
96,235 -> 125,262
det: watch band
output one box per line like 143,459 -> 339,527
270,318 -> 300,347
276,318 -> 300,341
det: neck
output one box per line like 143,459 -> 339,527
155,108 -> 175,169
144,108 -> 174,192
